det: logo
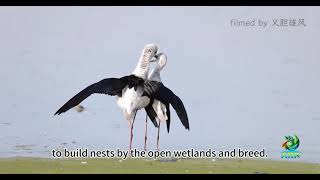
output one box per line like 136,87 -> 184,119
281,135 -> 301,159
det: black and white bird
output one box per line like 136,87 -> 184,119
55,44 -> 159,150
54,44 -> 189,151
144,53 -> 190,150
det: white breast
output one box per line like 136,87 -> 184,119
116,86 -> 150,120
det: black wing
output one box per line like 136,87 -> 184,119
144,81 -> 189,130
144,100 -> 159,128
54,75 -> 144,115
165,103 -> 171,133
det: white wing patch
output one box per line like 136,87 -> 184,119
152,100 -> 168,122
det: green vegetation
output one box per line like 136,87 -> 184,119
0,157 -> 319,174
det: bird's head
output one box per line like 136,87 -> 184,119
132,43 -> 159,79
157,53 -> 167,70
151,53 -> 167,70
143,43 -> 158,60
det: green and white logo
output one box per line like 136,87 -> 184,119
281,135 -> 301,159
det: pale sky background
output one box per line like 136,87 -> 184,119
0,6 -> 319,163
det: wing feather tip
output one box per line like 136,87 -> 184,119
54,109 -> 64,116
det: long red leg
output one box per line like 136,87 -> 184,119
157,122 -> 161,151
129,111 -> 137,155
144,114 -> 148,151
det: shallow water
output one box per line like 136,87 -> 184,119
0,7 -> 319,164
